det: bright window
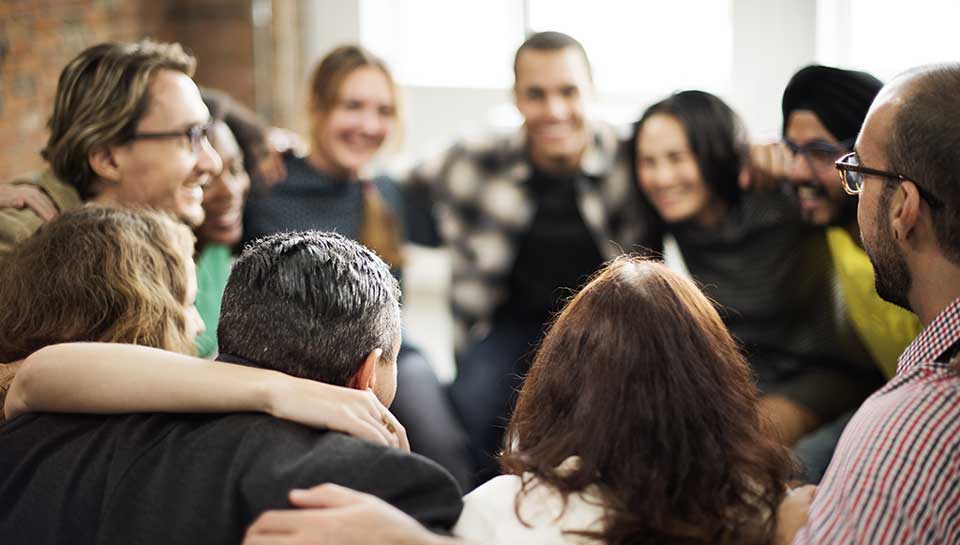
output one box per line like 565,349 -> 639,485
817,0 -> 960,80
359,0 -> 734,98
359,0 -> 524,88
527,0 -> 733,96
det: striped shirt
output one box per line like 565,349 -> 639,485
792,297 -> 960,545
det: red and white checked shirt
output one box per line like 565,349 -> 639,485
792,297 -> 960,545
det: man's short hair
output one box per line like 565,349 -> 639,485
42,40 -> 196,200
886,63 -> 960,263
513,31 -> 592,82
217,232 -> 402,387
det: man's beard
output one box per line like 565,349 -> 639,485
865,203 -> 913,311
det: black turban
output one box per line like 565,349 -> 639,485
782,65 -> 884,142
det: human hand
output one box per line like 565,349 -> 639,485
0,184 -> 58,221
256,128 -> 309,188
774,484 -> 816,545
742,141 -> 794,191
243,484 -> 457,545
267,366 -> 409,452
759,394 -> 820,446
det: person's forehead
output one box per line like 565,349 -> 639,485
785,110 -> 838,143
338,66 -> 394,102
515,47 -> 590,87
140,69 -> 209,128
856,86 -> 903,163
210,122 -> 241,160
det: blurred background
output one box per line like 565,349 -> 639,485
2,0 -> 957,378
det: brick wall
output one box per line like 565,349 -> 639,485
0,0 -> 268,183
0,0 -> 171,181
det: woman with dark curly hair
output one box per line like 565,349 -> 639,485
454,257 -> 794,545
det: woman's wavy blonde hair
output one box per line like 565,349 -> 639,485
0,206 -> 196,362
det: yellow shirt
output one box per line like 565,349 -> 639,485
827,227 -> 922,379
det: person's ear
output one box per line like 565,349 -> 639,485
88,146 -> 122,184
348,348 -> 382,391
891,181 -> 921,242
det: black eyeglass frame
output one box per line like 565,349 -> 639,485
130,122 -> 213,153
784,137 -> 855,159
834,151 -> 943,208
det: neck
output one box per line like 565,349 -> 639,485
908,256 -> 960,326
308,150 -> 356,181
528,149 -> 583,178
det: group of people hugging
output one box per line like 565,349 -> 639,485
1,29 -> 959,545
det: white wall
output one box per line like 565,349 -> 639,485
296,0 -> 827,381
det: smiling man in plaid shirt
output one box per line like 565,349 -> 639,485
784,63 -> 960,544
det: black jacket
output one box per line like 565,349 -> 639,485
0,412 -> 463,545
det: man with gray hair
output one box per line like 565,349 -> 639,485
0,231 -> 463,545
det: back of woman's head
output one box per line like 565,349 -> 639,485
0,206 -> 196,361
633,90 -> 748,209
502,257 -> 791,545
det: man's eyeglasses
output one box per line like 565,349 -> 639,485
784,138 -> 854,167
131,123 -> 212,153
834,152 -> 943,208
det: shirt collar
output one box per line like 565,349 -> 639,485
897,297 -> 960,374
513,122 -> 620,183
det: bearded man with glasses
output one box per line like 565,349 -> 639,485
747,65 -> 922,484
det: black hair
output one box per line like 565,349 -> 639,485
218,231 -> 401,386
513,31 -> 592,82
632,90 -> 748,212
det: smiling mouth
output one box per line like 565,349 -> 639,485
207,209 -> 242,227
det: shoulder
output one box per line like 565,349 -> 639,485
412,130 -> 528,183
457,473 -> 606,545
231,415 -> 463,528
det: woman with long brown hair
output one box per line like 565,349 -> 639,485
0,206 -> 406,449
454,257 -> 794,545
242,44 -> 472,487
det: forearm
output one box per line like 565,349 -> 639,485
5,343 -> 281,420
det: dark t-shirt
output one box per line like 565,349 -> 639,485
0,412 -> 462,545
499,170 -> 605,324
242,154 -> 404,246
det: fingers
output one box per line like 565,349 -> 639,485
364,388 -> 408,452
288,483 -> 371,509
387,411 -> 410,453
25,190 -> 59,221
0,185 -> 58,221
246,509 -> 323,536
257,153 -> 287,188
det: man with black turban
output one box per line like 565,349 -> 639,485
751,65 -> 922,483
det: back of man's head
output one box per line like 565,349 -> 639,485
43,40 -> 196,200
886,63 -> 960,264
218,232 -> 402,388
513,31 -> 592,82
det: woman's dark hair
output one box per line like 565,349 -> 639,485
501,257 -> 792,545
631,90 -> 749,213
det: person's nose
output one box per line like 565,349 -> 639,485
544,95 -> 569,121
197,137 -> 224,175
